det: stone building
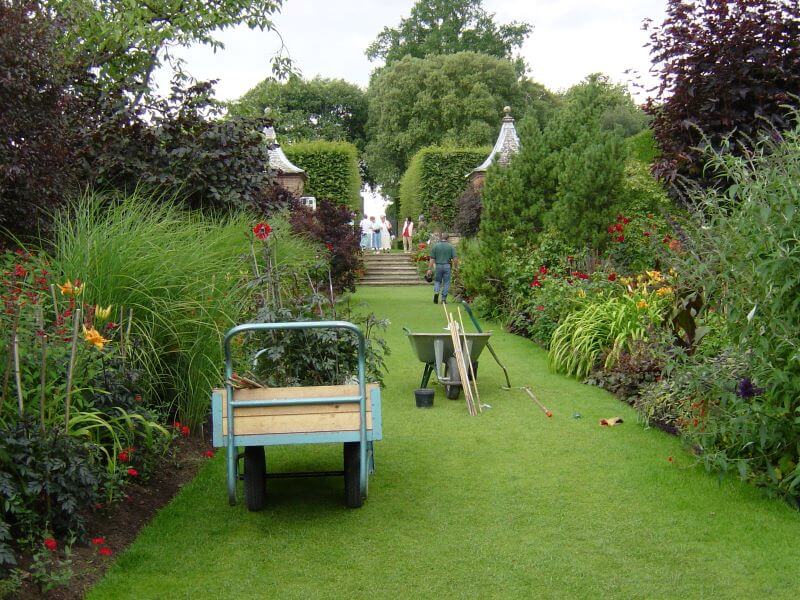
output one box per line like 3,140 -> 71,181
468,106 -> 521,188
264,125 -> 307,196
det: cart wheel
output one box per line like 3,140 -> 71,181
445,356 -> 462,399
244,446 -> 266,512
343,442 -> 364,508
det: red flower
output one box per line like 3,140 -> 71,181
567,255 -> 574,262
172,421 -> 181,429
13,264 -> 27,278
643,231 -> 651,237
94,502 -> 104,510
203,450 -> 214,458
253,222 -> 272,240
127,468 -> 139,477
529,278 -> 542,288
615,223 -> 624,233
616,213 -> 624,222
667,456 -> 674,463
98,547 -> 113,557
91,537 -> 106,546
417,243 -> 426,249
662,235 -> 671,244
134,394 -> 142,402
180,425 -> 190,437
44,538 -> 57,552
538,265 -> 548,275
536,305 -> 545,311
607,225 -> 615,234
622,217 -> 631,224
325,242 -> 333,251
616,235 -> 625,243
118,450 -> 129,463
575,272 -> 589,280
608,273 -> 617,282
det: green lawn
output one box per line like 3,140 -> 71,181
88,286 -> 800,599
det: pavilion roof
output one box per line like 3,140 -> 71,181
471,107 -> 520,174
264,126 -> 305,175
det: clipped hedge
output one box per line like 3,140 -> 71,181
284,140 -> 361,210
399,146 -> 490,226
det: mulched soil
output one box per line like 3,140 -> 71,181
13,433 -> 214,599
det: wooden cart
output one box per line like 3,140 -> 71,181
211,321 -> 382,510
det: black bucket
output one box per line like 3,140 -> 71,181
414,388 -> 434,408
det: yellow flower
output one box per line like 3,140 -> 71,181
82,325 -> 110,350
577,289 -> 586,298
94,304 -> 112,321
58,280 -> 84,297
636,300 -> 649,309
656,287 -> 674,296
620,276 -> 633,286
646,270 -> 663,283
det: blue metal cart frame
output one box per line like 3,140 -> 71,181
211,321 -> 381,509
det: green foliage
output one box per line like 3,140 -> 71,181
666,120 -> 800,500
365,52 -> 535,198
46,191 -> 303,426
284,141 -> 361,210
46,0 -> 286,91
549,290 -> 669,379
398,146 -> 489,226
229,75 -> 368,151
366,0 -> 531,73
626,129 -> 660,164
476,75 -> 652,302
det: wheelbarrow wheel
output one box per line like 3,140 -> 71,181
244,446 -> 266,512
445,356 -> 462,400
343,442 -> 364,508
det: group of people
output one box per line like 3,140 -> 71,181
358,215 -> 419,254
357,213 -> 456,304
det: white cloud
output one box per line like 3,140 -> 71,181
154,0 -> 666,103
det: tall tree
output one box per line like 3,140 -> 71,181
365,51 -> 539,199
229,76 -> 368,151
43,0 -> 287,94
645,0 -> 800,184
366,0 -> 531,73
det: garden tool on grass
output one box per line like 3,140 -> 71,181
522,386 -> 552,418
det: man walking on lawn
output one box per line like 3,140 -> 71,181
427,233 -> 457,304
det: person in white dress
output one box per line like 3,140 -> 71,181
379,215 -> 392,253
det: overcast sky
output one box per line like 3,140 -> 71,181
155,0 -> 667,104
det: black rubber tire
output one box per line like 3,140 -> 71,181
343,442 -> 364,508
244,446 -> 266,512
445,356 -> 462,399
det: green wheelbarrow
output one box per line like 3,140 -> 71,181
404,328 -> 492,399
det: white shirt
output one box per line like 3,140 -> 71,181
359,218 -> 371,235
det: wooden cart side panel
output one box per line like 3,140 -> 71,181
211,385 -> 382,447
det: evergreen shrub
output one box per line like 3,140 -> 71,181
284,141 -> 361,211
398,146 -> 489,226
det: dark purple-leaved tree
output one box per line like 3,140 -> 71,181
645,0 -> 800,185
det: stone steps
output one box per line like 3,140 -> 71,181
360,253 -> 424,286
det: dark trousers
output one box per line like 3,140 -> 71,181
434,264 -> 451,296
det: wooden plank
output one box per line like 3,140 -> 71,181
216,384 -> 377,418
222,411 -> 373,436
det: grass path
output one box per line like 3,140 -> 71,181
89,286 -> 800,599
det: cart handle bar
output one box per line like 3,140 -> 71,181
222,321 -> 368,506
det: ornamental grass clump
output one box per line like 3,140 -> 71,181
47,190 -> 315,426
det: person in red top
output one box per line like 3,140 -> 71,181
401,217 -> 414,253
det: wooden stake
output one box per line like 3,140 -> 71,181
36,306 -> 47,430
457,307 -> 482,413
65,308 -> 82,430
13,333 -> 23,418
444,306 -> 476,415
50,283 -> 60,321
